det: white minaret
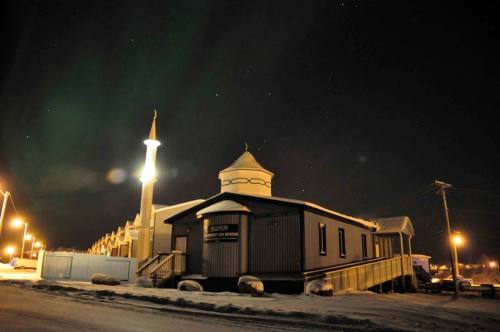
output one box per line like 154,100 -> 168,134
136,111 -> 161,264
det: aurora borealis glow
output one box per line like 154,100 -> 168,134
1,1 -> 499,262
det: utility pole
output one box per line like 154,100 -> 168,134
0,191 -> 10,239
20,222 -> 28,259
433,180 -> 459,295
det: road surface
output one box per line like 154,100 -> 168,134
0,284 -> 317,332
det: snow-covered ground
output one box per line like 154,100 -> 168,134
4,279 -> 499,331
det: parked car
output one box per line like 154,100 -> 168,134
441,275 -> 472,291
13,258 -> 37,269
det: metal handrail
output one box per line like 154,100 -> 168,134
303,257 -> 387,277
326,255 -> 411,276
136,252 -> 169,275
150,253 -> 173,276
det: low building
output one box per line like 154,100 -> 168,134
89,116 -> 415,292
159,150 -> 414,291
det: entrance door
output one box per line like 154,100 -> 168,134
174,236 -> 188,252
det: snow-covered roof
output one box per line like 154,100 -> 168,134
263,195 -> 377,229
412,254 -> 431,259
153,199 -> 205,213
220,151 -> 273,175
373,216 -> 414,237
165,192 -> 377,230
196,200 -> 251,218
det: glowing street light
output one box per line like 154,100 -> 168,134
451,231 -> 465,277
11,217 -> 24,228
489,261 -> 498,269
453,233 -> 464,246
0,189 -> 10,239
11,217 -> 29,258
5,246 -> 16,262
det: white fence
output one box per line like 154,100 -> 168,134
40,251 -> 137,283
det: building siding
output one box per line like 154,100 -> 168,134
202,214 -> 241,277
250,212 -> 301,273
304,210 -> 374,271
171,214 -> 203,274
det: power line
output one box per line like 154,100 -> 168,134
450,207 -> 500,216
448,186 -> 500,200
8,193 -> 18,213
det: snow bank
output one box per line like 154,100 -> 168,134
135,276 -> 153,288
90,273 -> 120,286
237,275 -> 264,296
305,278 -> 333,296
24,280 -> 500,331
177,280 -> 203,292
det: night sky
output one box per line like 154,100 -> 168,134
1,1 -> 499,263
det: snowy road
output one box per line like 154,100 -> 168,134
0,284 -> 323,332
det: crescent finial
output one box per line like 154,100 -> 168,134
244,142 -> 248,151
153,109 -> 157,120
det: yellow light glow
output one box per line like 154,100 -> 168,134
32,253 -> 37,257
11,217 -> 24,228
25,233 -> 33,241
489,261 -> 498,268
106,168 -> 127,184
5,246 -> 15,255
140,165 -> 156,183
453,233 -> 464,246
144,139 -> 161,147
34,241 -> 42,248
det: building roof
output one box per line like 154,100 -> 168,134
412,254 -> 432,259
220,151 -> 273,175
196,200 -> 251,218
373,216 -> 414,237
164,191 -> 377,230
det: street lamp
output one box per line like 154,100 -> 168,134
489,261 -> 498,269
0,190 -> 10,239
11,218 -> 29,258
451,232 -> 465,277
5,246 -> 15,263
28,235 -> 36,258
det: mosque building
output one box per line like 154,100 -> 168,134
89,115 -> 415,292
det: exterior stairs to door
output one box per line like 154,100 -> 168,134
136,251 -> 186,286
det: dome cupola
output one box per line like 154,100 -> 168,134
218,149 -> 273,196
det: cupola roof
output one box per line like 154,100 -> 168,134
220,151 -> 273,175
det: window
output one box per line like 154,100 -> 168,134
362,234 -> 368,259
375,240 -> 380,258
338,228 -> 346,258
319,223 -> 327,256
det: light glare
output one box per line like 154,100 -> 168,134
453,233 -> 464,246
11,217 -> 24,228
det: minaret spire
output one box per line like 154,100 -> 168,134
148,110 -> 157,140
137,110 -> 161,264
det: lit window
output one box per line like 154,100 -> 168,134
319,223 -> 327,256
339,228 -> 346,258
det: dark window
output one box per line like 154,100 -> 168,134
319,223 -> 327,256
362,234 -> 368,259
338,228 -> 346,258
